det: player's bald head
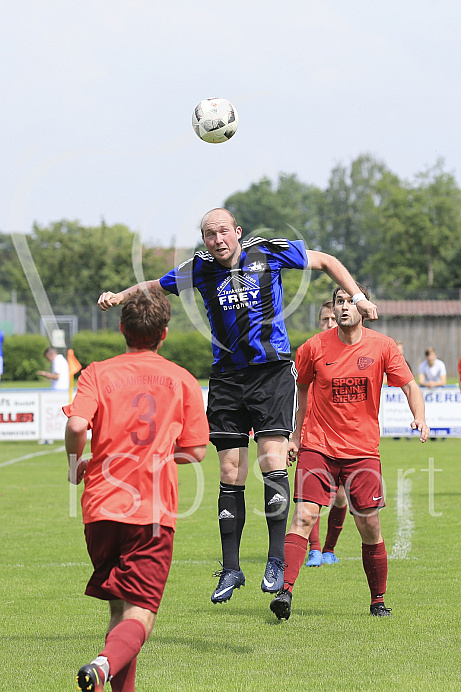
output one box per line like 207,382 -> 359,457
200,208 -> 237,235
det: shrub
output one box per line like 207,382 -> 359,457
3,334 -> 49,380
158,331 -> 213,379
2,328 -> 314,383
71,329 -> 213,379
71,330 -> 125,369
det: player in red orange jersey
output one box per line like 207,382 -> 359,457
304,300 -> 349,567
271,284 -> 429,621
64,289 -> 208,692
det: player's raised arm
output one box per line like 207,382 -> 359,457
401,379 -> 430,442
306,250 -> 378,321
97,279 -> 167,311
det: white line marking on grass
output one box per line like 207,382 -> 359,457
0,446 -> 65,468
10,562 -> 90,568
338,554 -> 419,562
390,475 -> 414,560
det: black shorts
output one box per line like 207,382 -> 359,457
207,360 -> 297,448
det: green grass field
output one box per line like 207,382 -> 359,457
0,438 -> 459,691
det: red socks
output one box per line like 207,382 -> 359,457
283,534 -> 387,608
110,659 -> 137,692
323,504 -> 347,553
362,541 -> 388,604
308,516 -> 321,552
283,533 -> 308,591
100,618 -> 147,690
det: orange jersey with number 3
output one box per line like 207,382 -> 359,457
63,352 -> 209,529
296,328 -> 412,459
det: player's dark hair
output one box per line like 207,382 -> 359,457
332,283 -> 370,305
121,289 -> 171,350
44,346 -> 56,357
200,208 -> 238,234
318,300 -> 333,322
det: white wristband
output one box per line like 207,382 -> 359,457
352,292 -> 366,305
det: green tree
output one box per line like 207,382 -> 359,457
319,154 -> 398,287
225,173 -> 323,247
2,220 -> 182,331
367,161 -> 461,295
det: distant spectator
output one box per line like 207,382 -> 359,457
458,356 -> 461,392
0,329 -> 3,386
37,346 -> 70,391
418,348 -> 446,388
395,341 -> 412,374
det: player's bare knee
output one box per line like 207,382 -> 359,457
292,502 -> 319,532
354,509 -> 381,540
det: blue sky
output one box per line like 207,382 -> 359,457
1,1 -> 460,248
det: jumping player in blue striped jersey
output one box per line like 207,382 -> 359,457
98,208 -> 378,605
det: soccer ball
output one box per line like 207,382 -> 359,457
192,97 -> 239,143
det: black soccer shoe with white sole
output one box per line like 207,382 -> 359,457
270,588 -> 292,620
370,602 -> 392,617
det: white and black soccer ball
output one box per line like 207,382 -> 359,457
192,97 -> 239,144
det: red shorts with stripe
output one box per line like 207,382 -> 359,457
84,521 -> 174,613
293,448 -> 385,514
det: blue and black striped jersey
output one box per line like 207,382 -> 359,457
159,237 -> 308,372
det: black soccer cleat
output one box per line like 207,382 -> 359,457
270,588 -> 292,620
76,664 -> 105,691
261,557 -> 286,593
370,602 -> 392,617
211,566 -> 245,604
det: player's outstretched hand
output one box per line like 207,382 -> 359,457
356,298 -> 378,321
98,291 -> 123,311
411,419 -> 430,443
287,439 -> 299,467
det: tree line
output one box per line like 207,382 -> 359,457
1,153 -> 460,337
226,154 -> 461,298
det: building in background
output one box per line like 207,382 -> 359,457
369,300 -> 461,379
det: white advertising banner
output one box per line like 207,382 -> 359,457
380,385 -> 461,437
1,385 -> 461,441
0,390 -> 70,441
0,391 -> 40,440
39,392 -> 70,441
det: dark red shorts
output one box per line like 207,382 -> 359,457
84,521 -> 174,613
294,448 -> 385,514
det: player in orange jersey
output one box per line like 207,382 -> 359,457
271,284 -> 429,621
304,300 -> 349,567
64,289 -> 208,692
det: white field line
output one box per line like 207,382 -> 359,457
0,445 -> 65,468
9,562 -> 91,568
389,476 -> 414,560
7,560 -> 209,569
